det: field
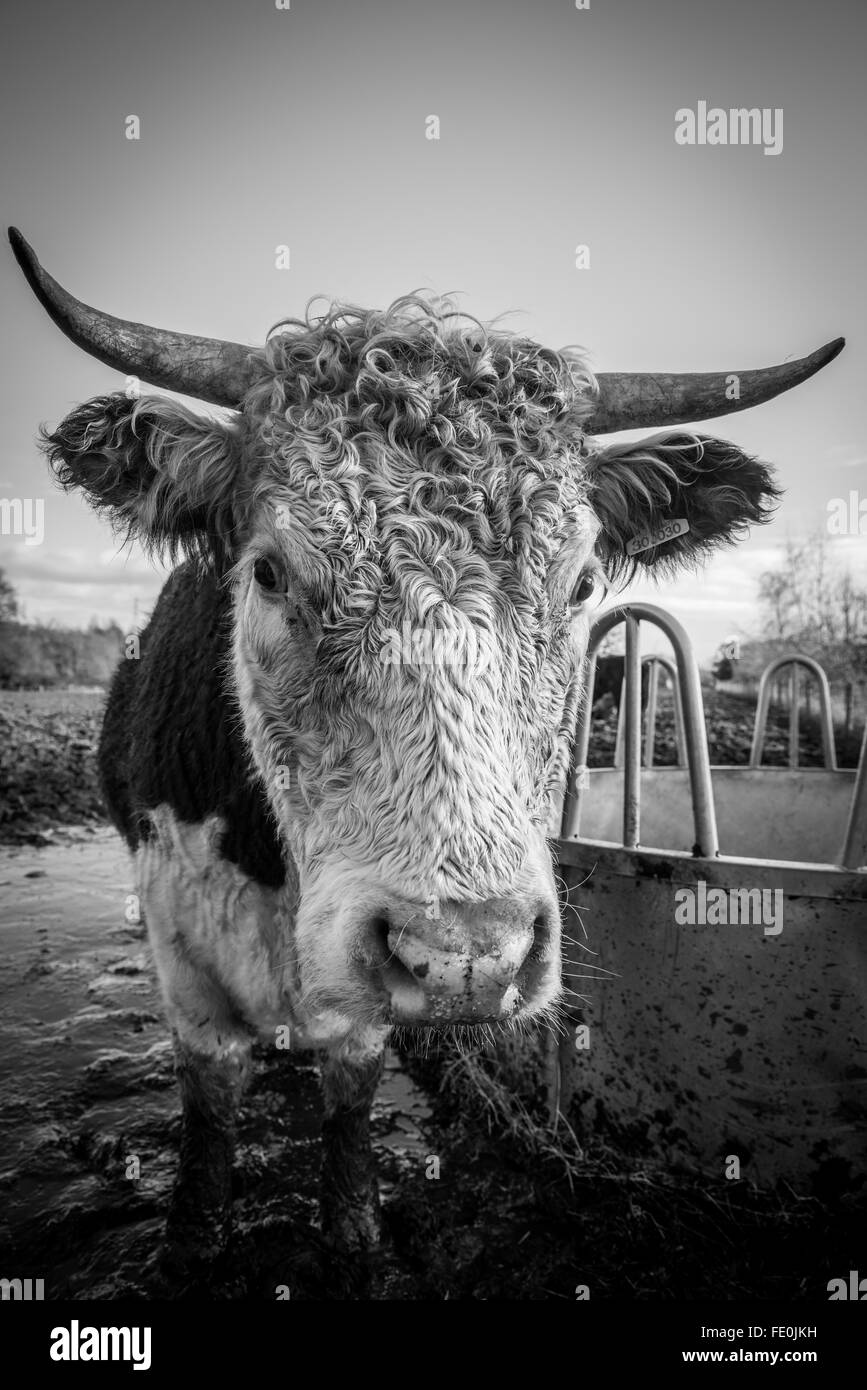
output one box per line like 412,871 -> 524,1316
0,689 -> 107,844
1,684 -> 861,848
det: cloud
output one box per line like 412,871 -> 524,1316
822,442 -> 867,470
2,542 -> 165,585
1,543 -> 165,628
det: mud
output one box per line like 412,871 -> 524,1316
0,832 -> 432,1299
2,832 -> 864,1302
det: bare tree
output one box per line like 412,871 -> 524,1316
757,533 -> 867,732
0,566 -> 19,622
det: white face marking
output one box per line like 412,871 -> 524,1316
226,512 -> 600,1032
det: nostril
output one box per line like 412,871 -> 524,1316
356,914 -> 391,970
370,915 -> 390,950
528,907 -> 554,961
360,912 -> 421,993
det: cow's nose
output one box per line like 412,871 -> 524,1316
368,895 -> 556,1023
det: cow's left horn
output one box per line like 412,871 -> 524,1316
587,338 -> 845,434
8,228 -> 263,406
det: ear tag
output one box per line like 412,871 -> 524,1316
626,517 -> 690,557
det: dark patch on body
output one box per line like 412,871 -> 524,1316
99,564 -> 285,887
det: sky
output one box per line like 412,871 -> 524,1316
1,0 -> 865,660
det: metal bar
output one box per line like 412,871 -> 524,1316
818,674 -> 838,771
561,603 -> 720,857
749,668 -> 772,768
613,677 -> 626,768
840,723 -> 867,869
622,616 -> 642,849
560,649 -> 599,840
644,659 -> 660,768
561,610 -> 630,840
789,663 -> 800,769
642,655 -> 686,767
671,663 -> 687,767
672,631 -> 719,858
750,654 -> 837,770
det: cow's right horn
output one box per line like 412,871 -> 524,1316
9,228 -> 263,407
587,337 -> 845,433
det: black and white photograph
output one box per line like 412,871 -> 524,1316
0,0 -> 865,1357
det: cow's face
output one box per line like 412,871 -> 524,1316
230,313 -> 605,1033
40,301 -> 778,1037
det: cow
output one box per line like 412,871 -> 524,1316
8,227 -> 843,1275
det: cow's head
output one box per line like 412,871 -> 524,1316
11,229 -> 843,1037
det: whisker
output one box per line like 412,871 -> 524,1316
560,938 -> 598,954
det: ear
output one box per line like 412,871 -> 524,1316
40,392 -> 242,568
586,431 -> 780,578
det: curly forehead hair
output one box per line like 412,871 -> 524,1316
243,294 -> 598,468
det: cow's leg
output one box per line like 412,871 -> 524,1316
134,812 -> 262,1273
164,1027 -> 252,1268
319,1046 -> 385,1252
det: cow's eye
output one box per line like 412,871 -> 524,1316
571,573 -> 597,607
253,556 -> 286,593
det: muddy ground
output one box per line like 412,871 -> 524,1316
1,829 -> 864,1301
0,831 -> 441,1299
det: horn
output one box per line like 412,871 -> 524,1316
8,227 -> 263,406
587,338 -> 845,434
